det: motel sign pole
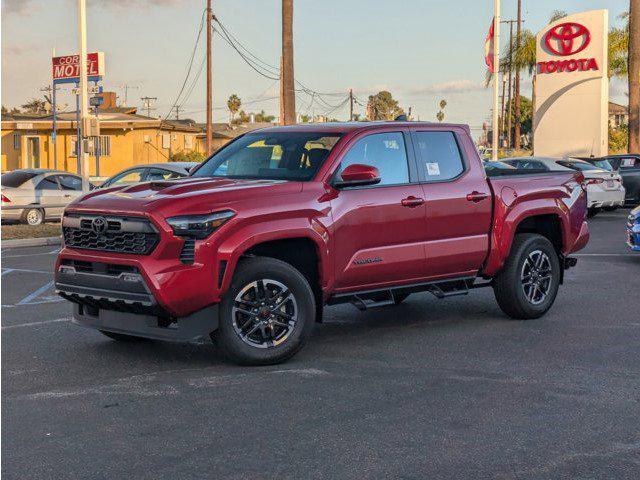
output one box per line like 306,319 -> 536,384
492,0 -> 501,162
77,0 -> 91,192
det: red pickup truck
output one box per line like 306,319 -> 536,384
55,122 -> 589,365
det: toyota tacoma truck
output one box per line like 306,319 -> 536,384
55,122 -> 589,365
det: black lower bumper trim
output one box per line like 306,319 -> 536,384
72,303 -> 219,343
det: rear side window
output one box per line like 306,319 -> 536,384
1,171 -> 37,188
413,131 -> 464,181
338,132 -> 409,186
620,157 -> 639,169
36,177 -> 60,190
58,175 -> 83,191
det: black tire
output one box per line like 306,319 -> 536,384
212,257 -> 316,366
393,292 -> 410,305
493,233 -> 561,320
99,330 -> 147,342
587,208 -> 600,218
603,206 -> 618,212
21,207 -> 44,225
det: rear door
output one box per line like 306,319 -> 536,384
34,175 -> 65,218
330,129 -> 428,291
410,127 -> 492,278
57,175 -> 84,213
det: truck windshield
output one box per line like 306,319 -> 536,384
192,132 -> 343,181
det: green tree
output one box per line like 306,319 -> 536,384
366,91 -> 404,121
20,98 -> 47,114
227,94 -> 241,124
169,150 -> 206,163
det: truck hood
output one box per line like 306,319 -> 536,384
67,177 -> 302,216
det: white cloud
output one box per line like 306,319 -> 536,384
407,80 -> 484,96
2,0 -> 35,15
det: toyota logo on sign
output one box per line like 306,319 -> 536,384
544,22 -> 591,56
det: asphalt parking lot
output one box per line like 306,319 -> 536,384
2,209 -> 639,480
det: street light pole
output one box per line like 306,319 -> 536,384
77,0 -> 90,191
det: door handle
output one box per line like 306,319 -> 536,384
63,194 -> 72,198
466,191 -> 489,203
401,196 -> 425,208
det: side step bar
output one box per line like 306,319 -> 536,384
327,277 -> 480,311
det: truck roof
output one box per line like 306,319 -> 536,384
257,121 -> 471,134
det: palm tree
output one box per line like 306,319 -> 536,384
628,1 -> 639,152
227,94 -> 241,124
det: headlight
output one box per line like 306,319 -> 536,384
166,210 -> 235,239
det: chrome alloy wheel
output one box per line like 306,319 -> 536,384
521,250 -> 553,305
231,279 -> 298,348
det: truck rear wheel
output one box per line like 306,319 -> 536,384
493,233 -> 560,320
213,257 -> 316,365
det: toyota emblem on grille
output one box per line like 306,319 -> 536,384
91,217 -> 108,235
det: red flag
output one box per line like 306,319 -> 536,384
485,18 -> 495,73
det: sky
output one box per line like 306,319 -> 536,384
1,0 -> 630,133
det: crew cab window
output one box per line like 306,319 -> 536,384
506,159 -> 549,170
194,132 -> 342,181
337,132 -> 409,186
36,176 -> 60,190
413,131 -> 464,181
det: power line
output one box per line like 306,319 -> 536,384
163,9 -> 206,121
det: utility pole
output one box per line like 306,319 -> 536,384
500,74 -> 506,144
171,105 -> 184,120
513,0 -> 522,150
502,19 -> 516,148
206,0 -> 214,156
349,88 -> 354,121
140,96 -> 157,117
279,56 -> 285,125
119,84 -> 140,106
282,0 -> 296,125
77,0 -> 90,191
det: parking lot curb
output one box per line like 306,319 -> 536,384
1,236 -> 62,249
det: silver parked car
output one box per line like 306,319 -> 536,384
1,169 -> 86,225
99,162 -> 198,188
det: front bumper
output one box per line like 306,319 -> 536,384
55,260 -> 219,342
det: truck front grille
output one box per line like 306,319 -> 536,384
62,214 -> 159,255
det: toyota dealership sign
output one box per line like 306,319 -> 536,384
534,10 -> 608,157
52,52 -> 105,83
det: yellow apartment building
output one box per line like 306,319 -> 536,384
1,111 -> 204,177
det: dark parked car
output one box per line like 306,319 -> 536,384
580,155 -> 640,207
100,162 -> 198,188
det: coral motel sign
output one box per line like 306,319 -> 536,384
537,22 -> 599,74
52,52 -> 105,83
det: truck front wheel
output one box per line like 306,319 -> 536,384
493,233 -> 561,319
213,257 -> 316,365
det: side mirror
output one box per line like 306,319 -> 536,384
333,164 -> 381,188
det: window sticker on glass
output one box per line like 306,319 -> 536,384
426,162 -> 440,176
383,140 -> 399,150
621,158 -> 636,168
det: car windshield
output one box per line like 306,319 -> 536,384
591,159 -> 614,171
557,161 -> 601,172
1,171 -> 38,187
192,132 -> 343,181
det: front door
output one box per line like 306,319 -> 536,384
26,137 -> 40,168
330,130 -> 427,291
411,128 -> 492,278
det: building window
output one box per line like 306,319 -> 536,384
70,135 -> 111,156
162,134 -> 170,149
13,133 -> 20,149
185,135 -> 193,150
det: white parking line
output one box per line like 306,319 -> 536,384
573,253 -> 636,257
1,268 -> 15,276
1,317 -> 70,330
2,267 -> 52,275
2,249 -> 59,259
